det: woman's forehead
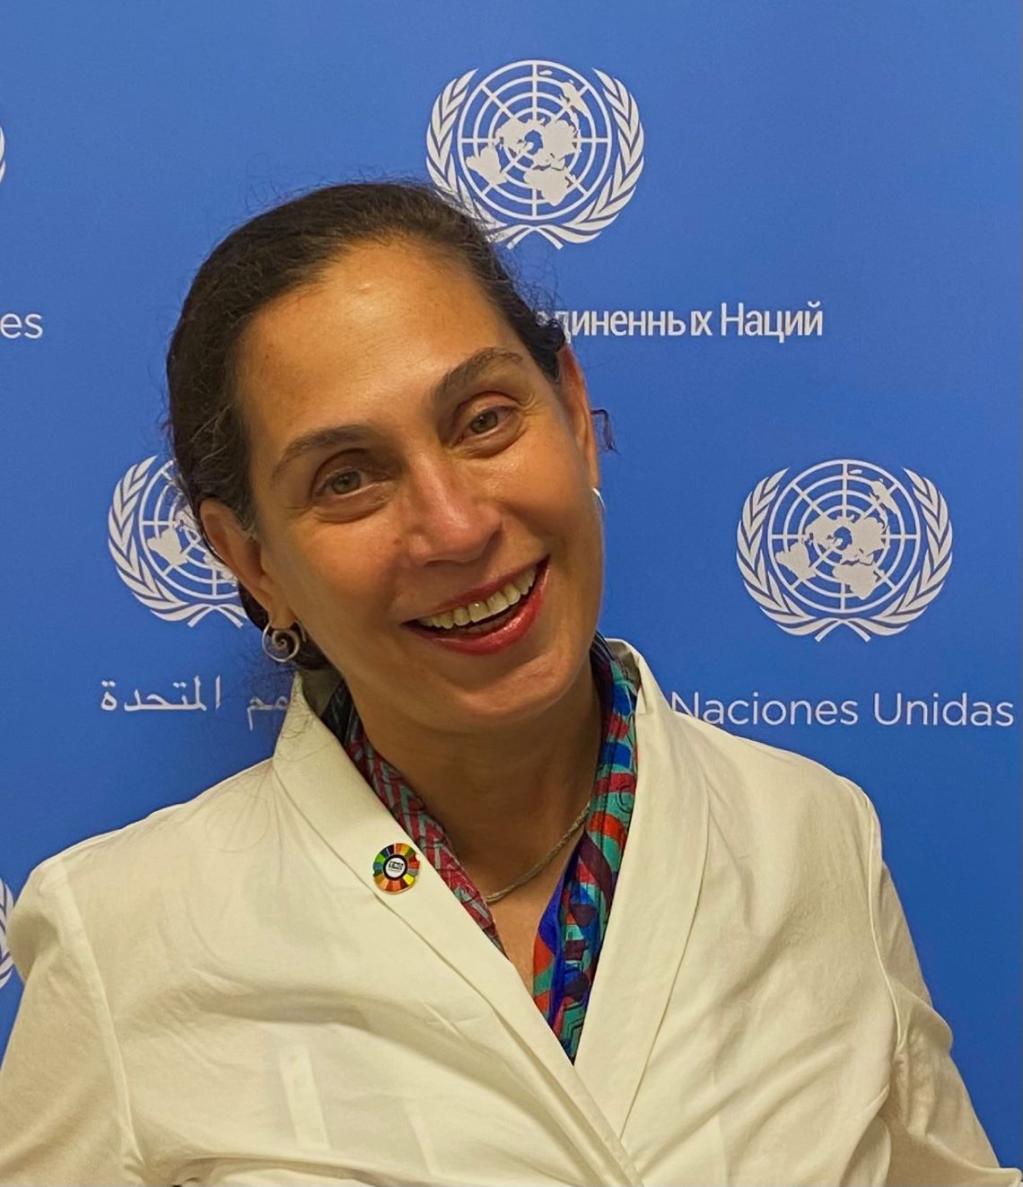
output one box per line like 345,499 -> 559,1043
257,238 -> 497,336
233,240 -> 524,442
245,242 -> 507,372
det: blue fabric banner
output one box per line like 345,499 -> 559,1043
1,0 -> 1018,1168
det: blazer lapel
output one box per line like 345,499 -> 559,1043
272,665 -> 644,1187
572,639 -> 710,1137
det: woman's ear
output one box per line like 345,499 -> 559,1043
199,498 -> 296,627
555,343 -> 600,490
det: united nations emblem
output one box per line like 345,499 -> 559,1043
737,460 -> 953,641
0,124 -> 7,185
427,59 -> 644,248
107,456 -> 245,626
0,879 -> 14,990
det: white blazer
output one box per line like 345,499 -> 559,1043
0,638 -> 1017,1186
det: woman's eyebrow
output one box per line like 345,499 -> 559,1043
268,347 -> 527,487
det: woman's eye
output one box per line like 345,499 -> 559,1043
316,468 -> 363,498
464,406 -> 512,437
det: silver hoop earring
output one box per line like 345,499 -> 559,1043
261,621 -> 305,664
592,486 -> 606,516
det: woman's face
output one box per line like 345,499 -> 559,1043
203,237 -> 602,733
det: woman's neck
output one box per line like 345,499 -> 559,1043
349,651 -> 604,891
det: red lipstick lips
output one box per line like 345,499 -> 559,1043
403,556 -> 550,656
406,557 -> 547,622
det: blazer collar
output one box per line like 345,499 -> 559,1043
272,638 -> 708,1170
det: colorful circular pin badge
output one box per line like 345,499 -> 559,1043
373,842 -> 420,893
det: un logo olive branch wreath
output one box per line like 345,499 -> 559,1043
108,456 -> 245,627
736,467 -> 952,642
427,65 -> 644,249
0,881 -> 14,990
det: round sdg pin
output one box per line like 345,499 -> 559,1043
373,843 -> 420,893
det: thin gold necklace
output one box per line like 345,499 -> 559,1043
482,794 -> 593,905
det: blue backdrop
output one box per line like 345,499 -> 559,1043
1,0 -> 1019,1167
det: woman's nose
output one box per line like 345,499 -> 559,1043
401,463 -> 503,568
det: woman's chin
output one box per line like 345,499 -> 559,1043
415,635 -> 591,730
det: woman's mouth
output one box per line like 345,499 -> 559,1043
403,557 -> 550,656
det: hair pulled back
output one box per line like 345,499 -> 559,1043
165,180 -> 613,669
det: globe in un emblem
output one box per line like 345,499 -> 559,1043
428,60 -> 645,248
108,456 -> 245,626
737,459 -> 953,641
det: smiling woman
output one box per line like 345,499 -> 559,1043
0,181 -> 1017,1187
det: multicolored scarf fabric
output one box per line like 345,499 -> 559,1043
320,632 -> 639,1061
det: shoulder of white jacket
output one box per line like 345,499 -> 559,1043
610,634 -> 872,823
20,755 -> 277,896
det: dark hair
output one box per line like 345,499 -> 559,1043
164,179 -> 616,669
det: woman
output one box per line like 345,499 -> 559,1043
0,182 -> 1017,1186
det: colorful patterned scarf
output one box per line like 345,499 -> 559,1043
321,632 -> 639,1061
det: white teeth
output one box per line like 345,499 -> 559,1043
415,563 -> 539,630
467,601 -> 490,624
485,589 -> 510,615
512,569 -> 535,596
